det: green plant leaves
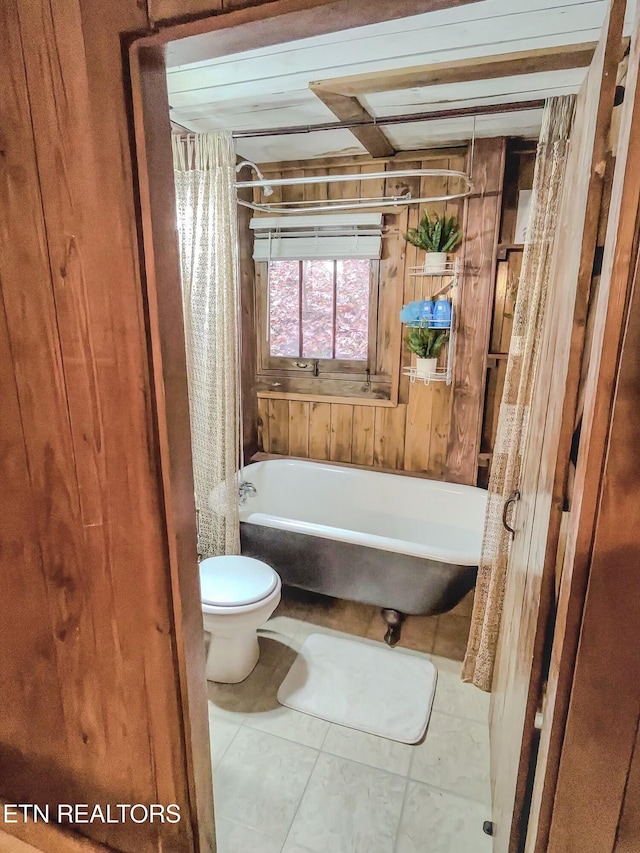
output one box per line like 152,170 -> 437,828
433,218 -> 442,253
405,228 -> 422,248
404,326 -> 450,358
442,227 -> 461,252
404,212 -> 462,253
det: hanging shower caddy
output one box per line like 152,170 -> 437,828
401,257 -> 460,386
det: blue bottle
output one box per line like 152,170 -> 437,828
419,300 -> 435,324
431,296 -> 451,328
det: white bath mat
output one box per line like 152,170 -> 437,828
277,633 -> 437,744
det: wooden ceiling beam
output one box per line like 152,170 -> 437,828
311,42 -> 597,97
311,87 -> 396,158
309,42 -> 596,158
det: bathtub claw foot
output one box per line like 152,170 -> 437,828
381,609 -> 405,647
384,624 -> 401,646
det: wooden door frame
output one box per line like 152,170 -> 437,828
140,0 -> 484,52
488,2 -> 627,851
129,0 -> 636,849
125,3 -> 487,851
526,3 -> 640,847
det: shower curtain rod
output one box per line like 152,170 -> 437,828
234,151 -> 475,213
237,194 -> 468,214
231,98 -> 545,139
235,168 -> 471,190
234,167 -> 473,214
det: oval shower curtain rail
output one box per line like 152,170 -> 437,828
237,193 -> 469,214
235,168 -> 474,214
235,168 -> 471,190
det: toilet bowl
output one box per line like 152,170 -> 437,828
200,555 -> 282,684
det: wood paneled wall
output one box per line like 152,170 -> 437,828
258,396 -> 445,471
254,145 -> 504,482
0,1 -> 212,851
253,150 -> 465,400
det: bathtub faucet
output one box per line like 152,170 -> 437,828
238,480 -> 257,505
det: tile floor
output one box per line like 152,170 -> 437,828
0,593 -> 488,853
210,589 -> 492,853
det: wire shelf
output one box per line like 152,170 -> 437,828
403,366 -> 451,386
409,262 -> 458,277
409,256 -> 460,278
403,322 -> 451,329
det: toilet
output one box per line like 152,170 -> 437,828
199,555 -> 282,684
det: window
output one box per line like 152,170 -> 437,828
268,259 -> 371,361
253,212 -> 386,395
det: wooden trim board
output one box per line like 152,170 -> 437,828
310,43 -> 597,97
446,137 -> 506,485
258,391 -> 399,407
129,44 -> 216,852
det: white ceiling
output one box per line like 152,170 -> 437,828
167,0 -> 634,164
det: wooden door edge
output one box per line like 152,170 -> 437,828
525,8 -> 640,852
489,2 -> 627,849
128,42 -> 215,853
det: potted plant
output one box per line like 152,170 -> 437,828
405,212 -> 461,273
404,326 -> 450,378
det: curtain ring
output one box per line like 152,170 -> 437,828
502,489 -> 521,539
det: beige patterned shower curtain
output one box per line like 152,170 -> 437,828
463,96 -> 576,691
172,131 -> 241,558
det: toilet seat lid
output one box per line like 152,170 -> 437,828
199,556 -> 279,607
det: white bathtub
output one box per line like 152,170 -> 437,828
240,459 -> 486,564
237,459 -> 487,618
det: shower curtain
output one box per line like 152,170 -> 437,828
172,131 -> 241,557
462,96 -> 576,691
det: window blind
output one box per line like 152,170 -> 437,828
250,213 -> 383,261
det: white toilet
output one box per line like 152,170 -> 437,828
199,555 -> 282,684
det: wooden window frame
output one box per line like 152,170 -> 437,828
257,258 -> 380,379
254,217 -> 404,403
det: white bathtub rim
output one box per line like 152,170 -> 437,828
240,511 -> 480,566
243,457 -> 485,498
